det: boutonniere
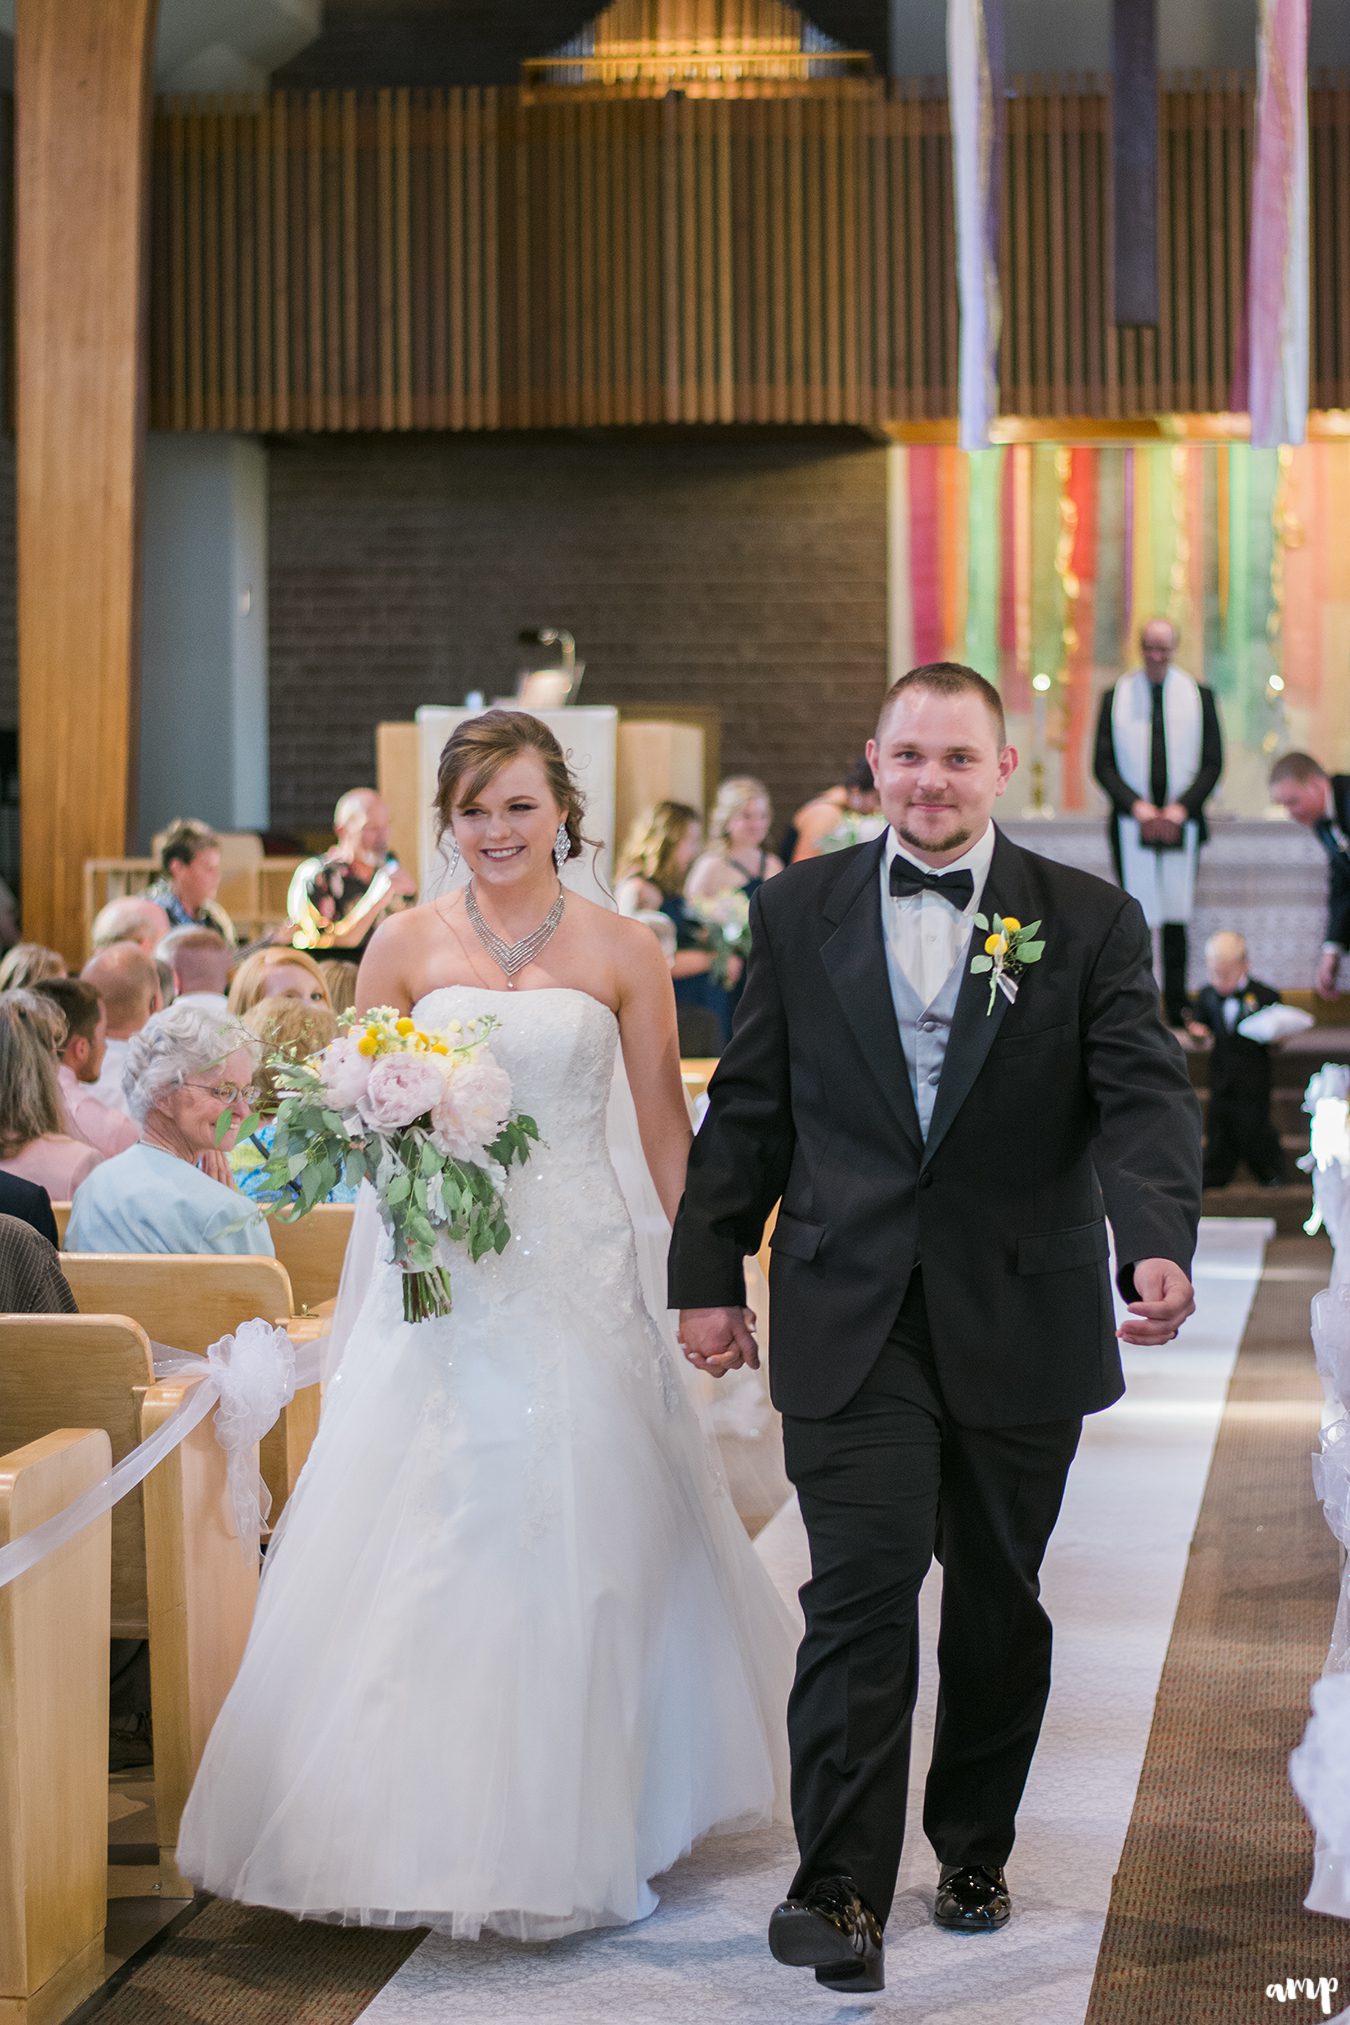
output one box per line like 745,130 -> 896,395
1242,992 -> 1259,1013
969,913 -> 1046,1015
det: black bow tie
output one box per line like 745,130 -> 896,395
889,858 -> 975,908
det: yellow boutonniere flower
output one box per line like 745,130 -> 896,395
970,912 -> 1048,1015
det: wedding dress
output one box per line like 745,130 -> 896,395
177,985 -> 794,1938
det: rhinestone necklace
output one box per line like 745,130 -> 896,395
465,880 -> 566,988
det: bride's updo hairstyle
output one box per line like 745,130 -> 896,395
434,709 -> 587,863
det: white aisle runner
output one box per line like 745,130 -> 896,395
357,1219 -> 1271,2025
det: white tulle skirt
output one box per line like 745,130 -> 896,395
176,1233 -> 794,1938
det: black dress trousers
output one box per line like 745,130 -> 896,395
781,1270 -> 1082,1925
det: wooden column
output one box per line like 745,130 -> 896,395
16,0 -> 158,959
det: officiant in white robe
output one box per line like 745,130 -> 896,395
1093,619 -> 1223,1027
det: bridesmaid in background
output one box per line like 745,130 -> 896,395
686,776 -> 783,1032
616,800 -> 726,1053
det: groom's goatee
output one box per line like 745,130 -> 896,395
896,816 -> 973,857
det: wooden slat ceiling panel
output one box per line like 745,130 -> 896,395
144,76 -> 1350,430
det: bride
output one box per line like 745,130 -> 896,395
177,709 -> 795,1938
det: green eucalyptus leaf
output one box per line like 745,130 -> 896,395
1018,941 -> 1046,962
969,954 -> 993,974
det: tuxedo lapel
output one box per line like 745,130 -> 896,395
922,829 -> 1033,1168
820,839 -> 923,1152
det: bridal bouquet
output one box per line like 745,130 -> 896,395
239,1006 -> 539,1323
689,891 -> 752,987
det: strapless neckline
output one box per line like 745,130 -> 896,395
411,982 -> 618,1030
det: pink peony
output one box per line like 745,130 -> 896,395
359,1053 -> 449,1133
429,1053 -> 514,1164
317,1035 -> 374,1112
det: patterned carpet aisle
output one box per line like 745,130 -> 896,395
358,1218 -> 1272,2025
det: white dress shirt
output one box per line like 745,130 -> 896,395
87,1034 -> 133,1117
880,823 -> 997,1011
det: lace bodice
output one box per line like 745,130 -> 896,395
408,985 -> 636,1302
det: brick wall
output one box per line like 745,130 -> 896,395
267,427 -> 888,838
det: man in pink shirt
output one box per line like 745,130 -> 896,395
35,977 -> 138,1159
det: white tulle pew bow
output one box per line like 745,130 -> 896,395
0,1318 -> 323,1591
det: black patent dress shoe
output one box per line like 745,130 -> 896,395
934,1862 -> 1010,1932
768,1874 -> 884,1992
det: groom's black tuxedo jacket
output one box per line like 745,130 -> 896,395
668,827 -> 1202,1428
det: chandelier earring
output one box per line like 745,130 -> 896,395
553,822 -> 571,877
447,835 -> 461,877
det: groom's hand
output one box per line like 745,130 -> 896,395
1118,1258 -> 1195,1345
678,1306 -> 760,1377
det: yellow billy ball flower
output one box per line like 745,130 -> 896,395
357,1030 -> 380,1057
395,1016 -> 415,1037
999,916 -> 1021,935
985,932 -> 1008,958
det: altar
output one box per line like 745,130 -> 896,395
1002,814 -> 1329,993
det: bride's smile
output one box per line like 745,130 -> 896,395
451,753 -> 564,894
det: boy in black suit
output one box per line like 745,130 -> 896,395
1186,930 -> 1286,1188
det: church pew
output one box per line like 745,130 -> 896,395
56,1253 -> 316,1517
141,1372 -> 258,1895
268,1202 -> 354,1314
0,1322 -> 260,1898
48,1203 -> 70,1248
0,1429 -> 111,2025
0,1317 -> 153,1639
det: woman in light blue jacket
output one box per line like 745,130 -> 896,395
67,1005 -> 274,1257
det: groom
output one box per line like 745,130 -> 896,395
670,663 -> 1201,1994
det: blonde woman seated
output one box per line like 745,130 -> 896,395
0,943 -> 66,993
66,1005 -> 273,1256
0,991 -> 102,1199
686,776 -> 784,906
227,946 -> 331,1018
230,998 -> 357,1206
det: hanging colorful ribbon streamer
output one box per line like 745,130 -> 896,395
948,0 -> 1004,450
1247,0 -> 1310,447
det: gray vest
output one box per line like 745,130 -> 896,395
891,952 -> 965,1140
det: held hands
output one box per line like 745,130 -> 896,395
1119,1257 -> 1195,1346
678,1306 -> 760,1378
197,1149 -> 237,1190
1317,949 -> 1342,1002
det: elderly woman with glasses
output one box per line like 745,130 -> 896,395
66,1005 -> 274,1256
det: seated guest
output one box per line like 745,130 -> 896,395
79,943 -> 163,1116
155,956 -> 177,1008
0,944 -> 66,992
227,946 -> 331,1017
91,894 -> 172,955
787,757 -> 885,862
66,1006 -> 273,1256
34,976 -> 138,1160
686,776 -> 784,905
0,876 -> 17,951
159,925 -> 233,1013
0,991 -> 102,1198
231,998 -> 357,1205
0,1169 -> 63,1248
0,1214 -> 76,1314
616,801 -> 726,1050
1268,751 -> 1350,1001
146,818 -> 236,942
317,957 -> 357,1016
1185,931 -> 1287,1190
286,788 -> 416,964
